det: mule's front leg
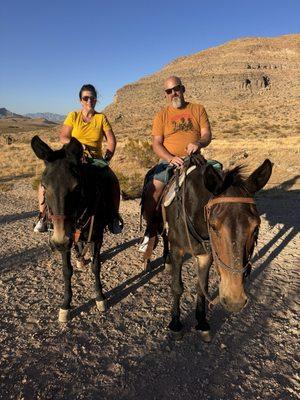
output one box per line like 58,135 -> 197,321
195,253 -> 213,342
59,250 -> 73,323
168,250 -> 184,333
91,240 -> 106,312
162,232 -> 171,272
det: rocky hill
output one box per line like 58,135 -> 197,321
0,108 -> 25,119
104,34 -> 300,140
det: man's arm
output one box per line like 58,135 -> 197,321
186,126 -> 212,155
152,135 -> 184,167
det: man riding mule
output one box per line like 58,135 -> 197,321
140,76 -> 212,256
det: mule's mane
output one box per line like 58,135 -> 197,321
222,165 -> 249,192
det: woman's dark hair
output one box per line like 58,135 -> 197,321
79,84 -> 97,99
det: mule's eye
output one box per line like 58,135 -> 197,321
210,223 -> 217,231
72,184 -> 80,193
209,222 -> 219,233
253,226 -> 259,238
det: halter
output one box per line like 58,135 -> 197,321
204,197 -> 257,276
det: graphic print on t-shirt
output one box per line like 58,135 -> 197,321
170,113 -> 194,133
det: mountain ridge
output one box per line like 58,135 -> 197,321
103,33 -> 300,140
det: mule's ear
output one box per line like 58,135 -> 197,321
203,165 -> 224,195
31,135 -> 54,161
64,137 -> 83,163
246,159 -> 273,193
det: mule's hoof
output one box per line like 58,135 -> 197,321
144,260 -> 151,271
199,330 -> 212,343
58,308 -> 70,323
76,259 -> 85,269
96,299 -> 107,312
169,329 -> 184,341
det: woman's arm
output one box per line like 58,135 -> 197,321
60,125 -> 73,144
103,129 -> 116,161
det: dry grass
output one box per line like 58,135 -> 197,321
0,124 -> 299,195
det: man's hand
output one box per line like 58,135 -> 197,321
169,156 -> 184,167
186,142 -> 200,155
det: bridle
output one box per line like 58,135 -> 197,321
42,182 -> 95,253
204,197 -> 258,276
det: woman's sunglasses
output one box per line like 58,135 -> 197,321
81,96 -> 96,102
165,85 -> 182,95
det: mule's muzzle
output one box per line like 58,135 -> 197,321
220,296 -> 248,313
50,217 -> 72,251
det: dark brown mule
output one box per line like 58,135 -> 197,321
165,155 -> 272,341
31,136 -> 117,322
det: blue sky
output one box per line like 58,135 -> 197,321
1,0 -> 299,115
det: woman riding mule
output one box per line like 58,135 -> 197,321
31,136 -> 118,322
34,84 -> 123,234
31,84 -> 123,322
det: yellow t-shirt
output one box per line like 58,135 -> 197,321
152,103 -> 210,157
64,111 -> 112,157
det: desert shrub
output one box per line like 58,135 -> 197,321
229,113 -> 239,121
116,171 -> 144,200
124,138 -> 158,168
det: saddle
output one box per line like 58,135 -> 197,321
163,165 -> 197,207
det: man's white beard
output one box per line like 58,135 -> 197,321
171,96 -> 183,108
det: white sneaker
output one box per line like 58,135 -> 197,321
138,235 -> 149,253
33,218 -> 48,233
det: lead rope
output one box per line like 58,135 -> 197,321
181,171 -> 219,308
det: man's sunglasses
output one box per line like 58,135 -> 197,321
81,96 -> 96,102
165,85 -> 182,95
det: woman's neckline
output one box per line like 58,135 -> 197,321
81,110 -> 96,123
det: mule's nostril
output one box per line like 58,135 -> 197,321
220,297 -> 228,307
221,296 -> 248,313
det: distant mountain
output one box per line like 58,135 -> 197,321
0,108 -> 25,119
25,112 -> 66,122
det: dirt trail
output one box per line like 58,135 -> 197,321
0,180 -> 299,400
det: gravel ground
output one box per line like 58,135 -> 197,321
0,180 -> 299,400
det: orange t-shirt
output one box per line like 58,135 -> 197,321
152,102 -> 210,157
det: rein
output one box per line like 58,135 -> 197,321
181,174 -> 218,306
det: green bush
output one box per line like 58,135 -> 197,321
124,138 -> 158,168
116,171 -> 144,200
